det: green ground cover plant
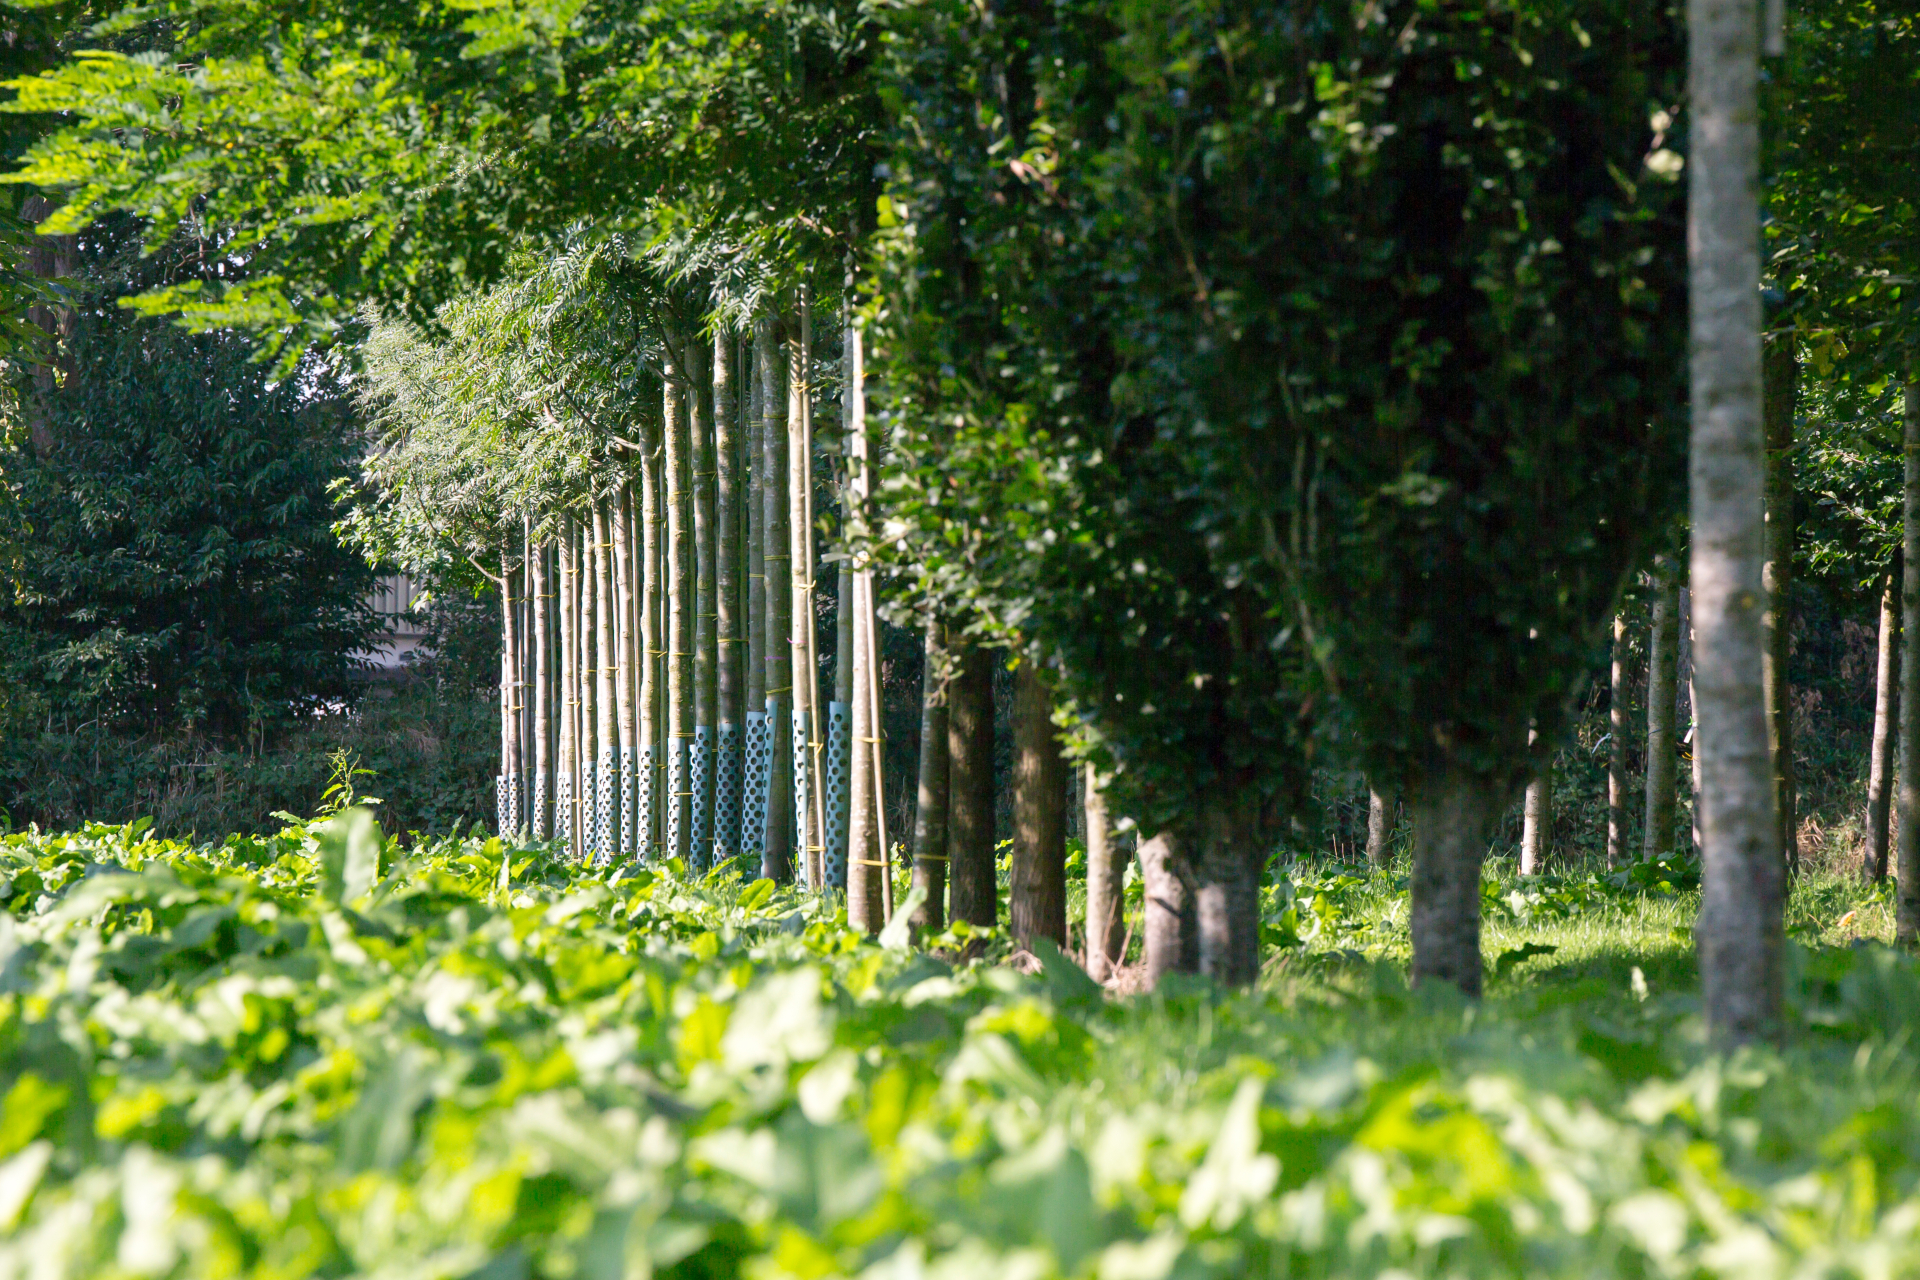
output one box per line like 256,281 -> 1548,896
3,815 -> 1918,1279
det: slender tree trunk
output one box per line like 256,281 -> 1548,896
1690,0 -> 1783,1039
1897,374 -> 1920,942
579,525 -> 598,854
910,619 -> 950,933
665,367 -> 694,865
1084,765 -> 1124,982
613,481 -> 638,858
947,639 -> 997,931
1195,790 -> 1263,986
1365,786 -> 1394,868
1139,831 -> 1197,988
1644,566 -> 1680,860
593,499 -> 618,864
758,316 -> 794,882
641,433 -> 664,857
1607,612 -> 1630,865
1764,331 -> 1799,874
714,330 -> 744,863
1408,765 -> 1505,997
828,552 -> 855,891
532,535 -> 552,840
744,347 -> 768,862
499,550 -> 518,836
692,340 -> 718,869
1519,766 -> 1550,877
558,521 -> 579,855
1010,662 -> 1066,950
844,321 -> 883,929
1868,565 -> 1900,881
788,312 -> 821,888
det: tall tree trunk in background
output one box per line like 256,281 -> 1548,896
531,536 -> 552,840
613,482 -> 638,858
1139,831 -> 1197,988
946,640 -> 997,932
1364,786 -> 1394,868
714,330 -> 744,864
558,522 -> 579,854
692,341 -> 718,869
1608,613 -> 1630,865
826,556 -> 855,891
1195,789 -> 1264,985
788,312 -> 822,889
844,321 -> 885,927
641,433 -> 664,856
1519,764 -> 1551,876
1868,564 -> 1900,881
666,368 -> 695,864
1408,765 -> 1505,996
1010,662 -> 1066,950
1897,374 -> 1920,942
910,619 -> 950,933
758,316 -> 794,883
1763,331 -> 1799,875
581,529 -> 599,854
1644,566 -> 1681,860
1084,765 -> 1125,982
593,500 -> 619,864
744,339 -> 768,862
498,551 -> 519,836
1690,0 -> 1783,1039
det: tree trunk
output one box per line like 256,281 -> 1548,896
714,330 -> 744,863
641,427 -> 664,857
1010,662 -> 1066,951
498,550 -> 519,836
758,317 -> 794,882
946,639 -> 997,931
910,620 -> 951,933
826,556 -> 855,891
1519,766 -> 1550,877
788,314 -> 821,889
1139,831 -> 1197,988
1763,331 -> 1798,875
665,369 -> 696,864
1898,374 -> 1920,942
1408,765 -> 1504,997
1643,565 -> 1680,860
557,521 -> 578,854
1084,764 -> 1125,982
593,499 -> 619,864
1868,565 -> 1899,881
744,339 -> 767,862
1608,613 -> 1630,865
531,536 -> 552,840
1690,0 -> 1783,1039
1364,786 -> 1394,868
614,483 -> 638,858
692,340 -> 718,869
1195,791 -> 1263,986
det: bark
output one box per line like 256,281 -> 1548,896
499,551 -> 518,834
1763,331 -> 1799,874
641,429 -> 664,855
1010,662 -> 1066,951
1868,566 -> 1899,881
692,339 -> 718,864
1139,831 -> 1197,989
910,620 -> 951,933
558,521 -> 578,852
1898,374 -> 1920,942
1364,786 -> 1394,868
593,500 -> 618,861
845,567 -> 883,933
1643,566 -> 1681,860
946,640 -> 997,930
667,366 -> 696,863
1608,613 -> 1630,865
744,344 -> 767,857
758,317 -> 794,882
1083,765 -> 1125,982
714,330 -> 744,861
1195,791 -> 1264,986
1408,765 -> 1504,997
531,537 -> 552,840
613,485 -> 638,856
788,314 -> 821,887
1690,0 -> 1784,1039
1519,766 -> 1551,877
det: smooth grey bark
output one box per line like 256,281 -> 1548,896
1644,567 -> 1681,860
744,343 -> 766,860
758,317 -> 794,882
1408,766 -> 1504,997
1690,0 -> 1783,1039
613,482 -> 637,855
1868,566 -> 1900,881
946,640 -> 997,931
715,332 -> 743,738
1898,374 -> 1920,942
1195,792 -> 1263,986
641,429 -> 664,854
1010,662 -> 1067,951
499,550 -> 519,833
1608,613 -> 1630,865
531,537 -> 552,839
788,315 -> 821,887
664,369 -> 694,863
1364,786 -> 1394,869
845,579 -> 883,931
693,341 -> 718,857
1084,765 -> 1125,982
1519,765 -> 1551,877
1139,831 -> 1197,989
593,499 -> 618,858
1763,332 -> 1799,874
557,522 -> 578,851
910,620 -> 951,934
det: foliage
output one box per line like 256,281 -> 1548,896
2,821 -> 1920,1277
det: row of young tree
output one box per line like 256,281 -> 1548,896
4,0 -> 1916,1039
